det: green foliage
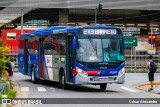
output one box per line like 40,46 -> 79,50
0,81 -> 16,98
5,89 -> 17,99
0,92 -> 2,98
126,68 -> 147,73
0,41 -> 6,75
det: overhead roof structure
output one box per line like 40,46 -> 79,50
0,0 -> 160,26
0,7 -> 32,27
0,0 -> 160,10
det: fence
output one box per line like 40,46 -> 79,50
125,47 -> 160,71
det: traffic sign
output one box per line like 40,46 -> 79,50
124,37 -> 138,47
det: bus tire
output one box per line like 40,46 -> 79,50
59,71 -> 63,88
100,84 -> 107,90
60,71 -> 68,90
63,73 -> 68,90
31,67 -> 38,84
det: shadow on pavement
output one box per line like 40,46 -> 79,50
19,79 -> 121,93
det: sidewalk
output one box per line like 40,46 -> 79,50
5,83 -> 29,107
13,82 -> 28,98
137,80 -> 160,95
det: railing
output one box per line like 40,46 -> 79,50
125,49 -> 160,69
0,82 -> 7,94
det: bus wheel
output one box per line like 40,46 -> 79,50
31,67 -> 38,84
59,72 -> 63,88
60,71 -> 68,90
100,84 -> 107,90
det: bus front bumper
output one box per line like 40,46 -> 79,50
75,71 -> 125,85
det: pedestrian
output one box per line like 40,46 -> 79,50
10,58 -> 15,77
5,56 -> 13,80
146,55 -> 156,91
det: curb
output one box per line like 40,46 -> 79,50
12,83 -> 28,107
136,82 -> 160,95
13,83 -> 21,98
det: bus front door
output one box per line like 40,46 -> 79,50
66,35 -> 74,82
38,38 -> 45,78
24,39 -> 28,75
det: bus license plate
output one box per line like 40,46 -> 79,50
100,78 -> 108,81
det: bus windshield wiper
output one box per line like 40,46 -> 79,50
88,37 -> 97,55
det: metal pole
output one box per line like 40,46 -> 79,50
21,9 -> 24,34
151,25 -> 153,49
131,47 -> 132,72
134,47 -> 136,71
95,8 -> 97,25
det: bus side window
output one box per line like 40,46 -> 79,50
28,38 -> 34,54
57,35 -> 66,55
19,39 -> 24,54
33,39 -> 38,54
59,44 -> 65,55
44,43 -> 55,55
44,36 -> 57,55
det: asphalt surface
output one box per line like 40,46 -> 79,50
11,72 -> 160,107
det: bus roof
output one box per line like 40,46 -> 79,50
82,24 -> 118,29
20,24 -> 120,37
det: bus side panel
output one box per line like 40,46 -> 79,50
26,37 -> 40,78
44,55 -> 54,81
18,54 -> 25,75
27,54 -> 38,77
18,38 -> 25,75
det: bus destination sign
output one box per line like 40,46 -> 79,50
83,29 -> 117,35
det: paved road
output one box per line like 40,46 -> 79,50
12,72 -> 160,107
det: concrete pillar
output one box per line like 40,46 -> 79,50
59,9 -> 69,25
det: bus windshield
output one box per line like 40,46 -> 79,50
76,38 -> 124,62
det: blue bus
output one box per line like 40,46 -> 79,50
18,24 -> 125,90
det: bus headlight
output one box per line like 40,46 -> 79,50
76,67 -> 86,74
119,68 -> 125,76
77,68 -> 82,73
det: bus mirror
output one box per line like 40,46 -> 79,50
61,57 -> 65,62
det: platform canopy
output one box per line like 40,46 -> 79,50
0,0 -> 160,27
0,0 -> 160,10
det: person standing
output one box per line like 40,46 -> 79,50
10,58 -> 15,77
5,56 -> 12,80
146,55 -> 156,92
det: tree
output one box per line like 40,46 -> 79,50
0,40 -> 10,75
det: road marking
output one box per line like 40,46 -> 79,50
21,87 -> 29,92
121,86 -> 139,92
37,87 -> 47,92
50,87 -> 56,90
